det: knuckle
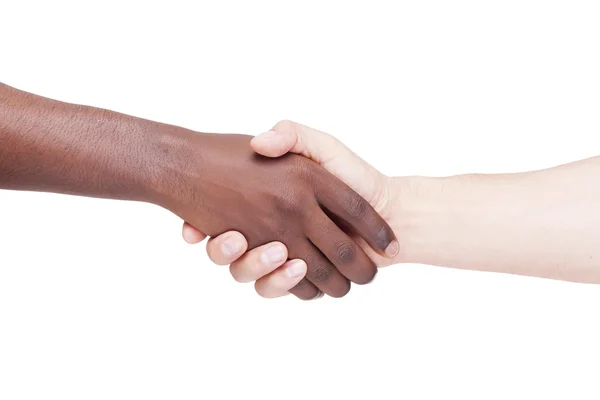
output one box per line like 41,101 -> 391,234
277,192 -> 315,222
272,119 -> 298,133
273,180 -> 312,211
335,241 -> 357,265
309,263 -> 335,284
271,192 -> 298,216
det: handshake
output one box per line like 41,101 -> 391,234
3,82 -> 600,295
178,121 -> 402,300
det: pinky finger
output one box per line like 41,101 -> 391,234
254,259 -> 308,299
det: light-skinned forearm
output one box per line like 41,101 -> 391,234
394,157 -> 600,283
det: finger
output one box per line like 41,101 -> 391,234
316,175 -> 399,258
253,120 -> 345,164
288,278 -> 323,301
254,259 -> 308,298
182,222 -> 207,244
289,239 -> 351,298
251,129 -> 296,157
306,210 -> 377,285
229,242 -> 288,283
206,231 -> 248,266
256,121 -> 398,258
263,120 -> 373,176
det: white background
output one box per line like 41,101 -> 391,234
1,1 -> 600,399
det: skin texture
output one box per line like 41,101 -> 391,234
0,84 -> 398,299
162,133 -> 397,299
182,120 -> 402,297
188,121 -> 600,298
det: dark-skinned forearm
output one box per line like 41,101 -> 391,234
0,83 -> 181,204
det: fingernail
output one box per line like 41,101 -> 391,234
285,260 -> 306,278
260,245 -> 286,265
222,238 -> 242,256
385,240 -> 400,258
256,130 -> 278,139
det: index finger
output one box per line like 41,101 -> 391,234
316,174 -> 399,258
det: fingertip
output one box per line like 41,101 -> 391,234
258,242 -> 289,268
254,259 -> 307,299
229,242 -> 289,283
206,231 -> 248,265
284,259 -> 307,279
182,222 -> 207,244
251,131 -> 294,157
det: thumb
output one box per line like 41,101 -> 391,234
251,120 -> 345,166
251,120 -> 386,210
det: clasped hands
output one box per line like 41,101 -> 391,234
179,121 -> 401,300
4,83 -> 597,291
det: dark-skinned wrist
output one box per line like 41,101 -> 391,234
138,125 -> 212,214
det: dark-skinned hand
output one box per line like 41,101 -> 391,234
0,83 -> 396,299
154,132 -> 396,299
